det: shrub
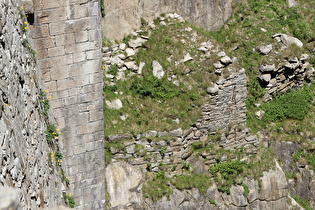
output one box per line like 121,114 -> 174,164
261,87 -> 313,122
131,76 -> 181,100
209,160 -> 247,194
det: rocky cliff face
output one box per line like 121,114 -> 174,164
106,160 -> 304,210
0,0 -> 64,208
102,0 -> 233,40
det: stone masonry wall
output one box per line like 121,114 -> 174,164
0,0 -> 64,208
20,0 -> 105,209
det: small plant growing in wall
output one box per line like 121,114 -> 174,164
159,147 -> 166,158
45,124 -> 59,143
63,192 -> 75,208
39,90 -> 50,117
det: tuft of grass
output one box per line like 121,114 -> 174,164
142,171 -> 173,202
291,195 -> 313,210
171,174 -> 212,195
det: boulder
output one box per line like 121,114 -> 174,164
213,61 -> 225,69
207,84 -> 219,95
220,56 -> 232,65
125,48 -> 136,57
124,61 -> 137,71
258,44 -> 273,55
272,33 -> 303,48
128,37 -> 147,49
105,99 -> 123,110
152,61 -> 165,79
180,53 -> 193,63
259,74 -> 271,83
259,64 -> 276,73
255,110 -> 265,120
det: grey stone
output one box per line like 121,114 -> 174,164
0,187 -> 20,210
106,99 -> 123,110
105,161 -> 143,208
207,84 -> 219,95
124,61 -> 137,70
220,56 -> 232,65
128,37 -> 147,49
287,0 -> 298,7
259,74 -> 271,83
255,110 -> 265,120
259,64 -> 276,73
213,61 -> 225,69
152,61 -> 165,79
258,44 -> 273,55
180,53 -> 193,63
300,54 -> 309,61
125,48 -> 136,57
217,51 -> 226,57
272,33 -> 303,48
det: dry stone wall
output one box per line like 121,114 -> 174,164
102,0 -> 233,40
0,0 -> 64,208
18,0 -> 105,209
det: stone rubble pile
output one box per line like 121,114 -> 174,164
257,36 -> 314,101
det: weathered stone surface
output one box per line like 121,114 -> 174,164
287,0 -> 298,7
0,187 -> 20,210
105,161 -> 143,208
152,60 -> 165,79
273,33 -> 303,48
31,0 -> 105,208
180,53 -> 193,63
106,99 -> 123,110
220,56 -> 232,65
260,161 -> 288,201
259,74 -> 271,83
207,84 -> 219,95
102,0 -> 233,40
259,64 -> 276,73
258,44 -> 273,55
128,37 -> 147,49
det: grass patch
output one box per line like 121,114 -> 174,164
292,195 -> 313,210
142,171 -> 173,202
292,148 -> 315,169
103,17 -> 222,137
261,86 -> 313,122
172,174 -> 212,195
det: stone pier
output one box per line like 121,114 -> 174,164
23,0 -> 105,208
